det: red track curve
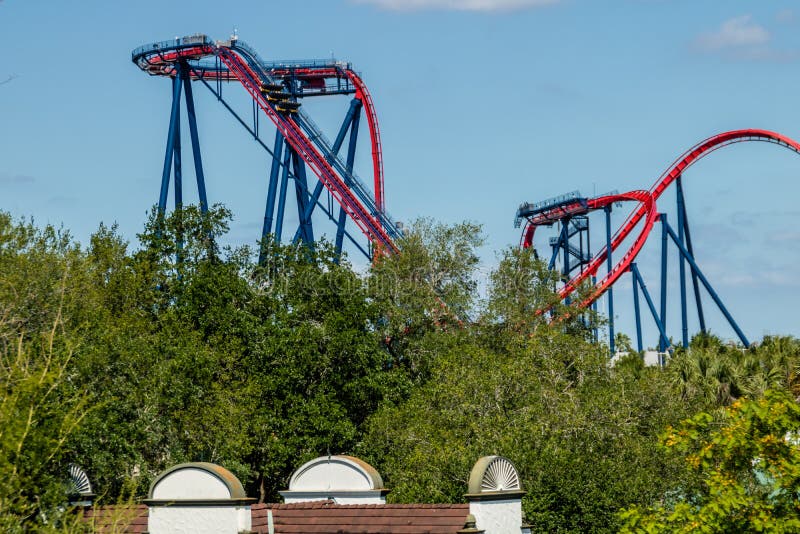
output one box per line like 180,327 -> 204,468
524,129 -> 800,311
345,71 -> 385,213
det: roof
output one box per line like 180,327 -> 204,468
81,505 -> 148,533
251,501 -> 469,534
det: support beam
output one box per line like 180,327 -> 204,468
259,131 -> 285,265
563,217 -> 571,306
605,205 -> 615,355
182,63 -> 208,214
293,99 -> 362,245
549,222 -> 567,271
292,150 -> 315,247
630,263 -> 670,350
159,76 -> 183,213
663,220 -> 750,347
336,101 -> 362,258
173,106 -> 183,211
676,176 -> 688,348
659,213 -> 668,352
677,177 -> 706,335
274,145 -> 292,242
632,269 -> 643,353
173,106 -> 183,258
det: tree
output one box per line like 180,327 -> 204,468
0,318 -> 92,532
620,390 -> 800,533
360,248 -> 692,532
368,218 -> 484,382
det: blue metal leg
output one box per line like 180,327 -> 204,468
173,109 -> 182,211
663,220 -> 750,347
659,213 -> 668,352
592,276 -> 599,341
549,223 -> 567,270
563,218 -> 571,306
182,63 -> 208,214
274,143 -> 291,243
336,102 -> 362,258
632,267 -> 643,352
678,178 -> 706,335
261,131 -> 284,251
332,99 -> 361,155
259,131 -> 284,265
631,263 -> 670,350
291,150 -> 315,247
294,100 -> 362,245
173,105 -> 183,258
605,206 -> 615,355
159,75 -> 183,213
676,177 -> 688,348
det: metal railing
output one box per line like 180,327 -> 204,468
131,34 -> 212,62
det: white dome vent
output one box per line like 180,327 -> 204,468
481,457 -> 520,492
280,455 -> 388,505
467,456 -> 524,498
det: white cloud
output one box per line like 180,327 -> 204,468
352,0 -> 559,12
694,15 -> 770,52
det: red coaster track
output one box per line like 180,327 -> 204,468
520,129 -> 800,311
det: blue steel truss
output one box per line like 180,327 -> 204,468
153,48 -> 384,264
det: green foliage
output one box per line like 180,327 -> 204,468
0,320 -> 91,531
369,218 -> 484,382
668,334 -> 800,405
620,391 -> 800,532
360,247 -> 691,532
4,205 -> 800,533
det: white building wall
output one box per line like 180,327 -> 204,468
470,498 -> 523,534
148,506 -> 251,534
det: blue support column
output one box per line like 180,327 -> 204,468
173,107 -> 183,210
293,100 -> 362,246
605,205 -> 615,355
259,131 -> 285,264
263,131 -> 284,235
291,150 -> 315,247
549,223 -> 567,270
659,213 -> 668,352
274,144 -> 292,242
592,278 -> 599,341
678,178 -> 706,335
181,63 -> 208,214
632,267 -> 643,352
586,221 -> 598,340
563,218 -> 571,306
336,101 -> 362,257
663,220 -> 750,347
173,104 -> 183,258
676,176 -> 689,348
332,99 -> 361,155
630,263 -> 670,350
159,75 -> 183,213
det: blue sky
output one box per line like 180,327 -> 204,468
2,0 -> 800,345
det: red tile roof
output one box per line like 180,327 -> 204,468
251,501 -> 469,534
81,505 -> 148,533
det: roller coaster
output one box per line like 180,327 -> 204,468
133,34 -> 800,353
131,33 -> 400,262
516,130 -> 800,353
